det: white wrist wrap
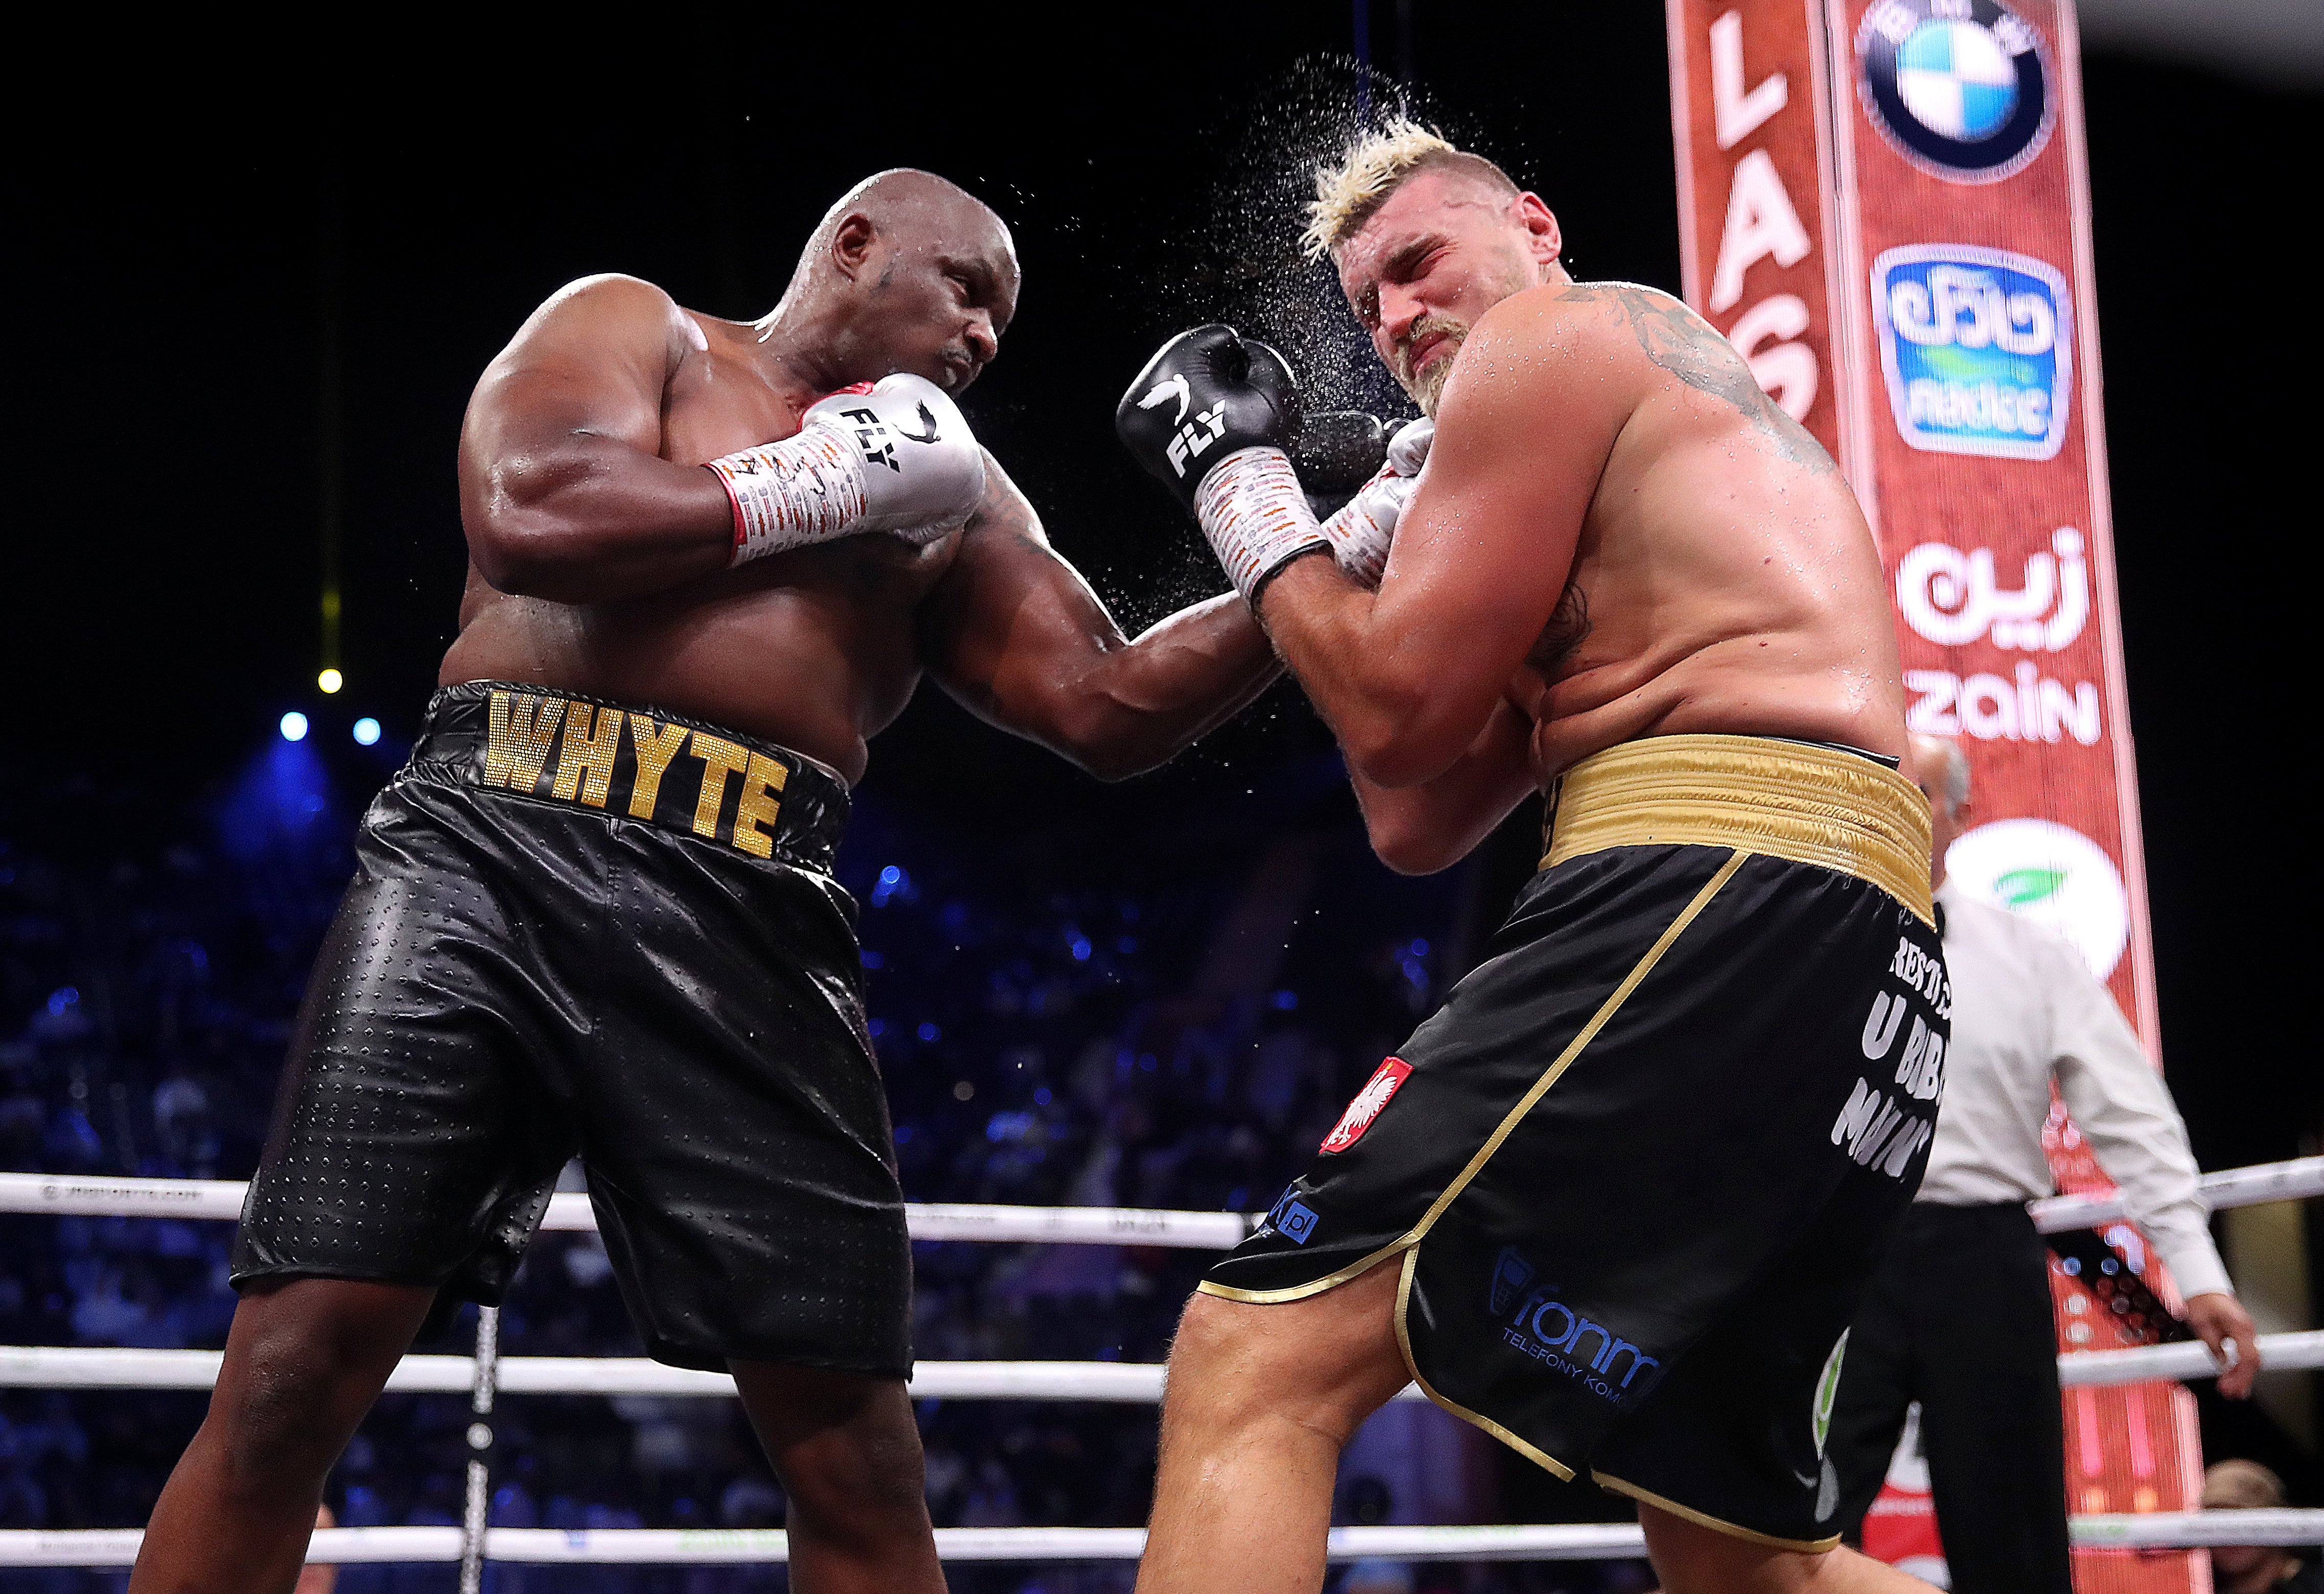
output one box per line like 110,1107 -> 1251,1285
1193,447 -> 1330,605
1323,477 -> 1397,588
1325,417 -> 1431,588
705,430 -> 869,566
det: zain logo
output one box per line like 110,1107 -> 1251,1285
1857,0 -> 2054,183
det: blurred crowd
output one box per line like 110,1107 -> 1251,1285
0,758 -> 1655,1593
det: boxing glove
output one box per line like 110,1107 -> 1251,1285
705,373 -> 987,566
1290,410 -> 1390,506
1322,417 -> 1433,587
1117,326 -> 1328,603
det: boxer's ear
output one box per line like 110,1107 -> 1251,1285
830,213 -> 878,281
1515,194 -> 1563,270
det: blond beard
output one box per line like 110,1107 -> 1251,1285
1394,320 -> 1468,418
1406,340 -> 1460,417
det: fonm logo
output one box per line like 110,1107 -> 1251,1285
1489,1248 -> 1661,1403
1872,246 -> 2070,461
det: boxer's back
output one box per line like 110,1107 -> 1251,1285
1493,281 -> 1904,777
443,292 -> 960,786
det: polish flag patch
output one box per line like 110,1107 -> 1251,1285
1321,1057 -> 1413,1153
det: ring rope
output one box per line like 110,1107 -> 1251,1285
5,1330 -> 2318,1398
5,1160 -> 2318,1244
8,1159 -> 2318,1572
1,1513 -> 2319,1567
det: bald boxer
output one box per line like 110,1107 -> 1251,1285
133,169 -> 1279,1594
1119,124 -> 1944,1593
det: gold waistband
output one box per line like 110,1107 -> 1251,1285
1542,734 -> 1934,925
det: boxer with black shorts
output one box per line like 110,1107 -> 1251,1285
1116,125 -> 1946,1594
133,170 -> 1281,1594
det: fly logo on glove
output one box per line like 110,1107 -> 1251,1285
1117,324 -> 1329,605
1138,373 -> 1192,425
706,372 -> 986,564
1167,404 -> 1230,478
837,408 -> 903,473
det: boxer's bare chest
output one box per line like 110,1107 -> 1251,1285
444,341 -> 955,775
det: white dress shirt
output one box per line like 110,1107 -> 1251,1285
1918,877 -> 2232,1300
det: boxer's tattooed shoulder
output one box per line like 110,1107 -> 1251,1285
1563,284 -> 1834,476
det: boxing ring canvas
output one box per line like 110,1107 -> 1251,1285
1664,1 -> 2194,1587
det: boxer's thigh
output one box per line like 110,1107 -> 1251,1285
233,784 -> 577,1296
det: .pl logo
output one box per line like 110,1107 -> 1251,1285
1266,1188 -> 1321,1246
1320,1057 -> 1412,1153
1871,246 -> 2070,461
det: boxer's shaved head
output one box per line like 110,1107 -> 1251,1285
795,169 -> 1016,292
769,168 -> 1019,395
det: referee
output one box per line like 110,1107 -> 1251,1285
1824,733 -> 2261,1592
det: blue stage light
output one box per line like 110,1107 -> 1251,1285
279,712 -> 309,742
352,717 -> 382,746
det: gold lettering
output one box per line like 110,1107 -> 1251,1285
732,752 -> 790,859
690,732 -> 749,837
483,691 -> 565,793
626,714 -> 691,818
551,705 -> 620,807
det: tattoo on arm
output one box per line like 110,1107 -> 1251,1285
1564,284 -> 1836,476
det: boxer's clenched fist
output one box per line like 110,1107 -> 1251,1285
1323,417 -> 1432,587
1117,325 -> 1304,505
1118,326 -> 1329,603
705,372 -> 987,566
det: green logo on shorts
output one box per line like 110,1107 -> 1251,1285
1812,1330 -> 1850,1457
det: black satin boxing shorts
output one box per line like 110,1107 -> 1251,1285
1204,735 -> 1950,1552
231,681 -> 910,1376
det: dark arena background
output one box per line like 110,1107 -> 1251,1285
1,6 -> 2318,1590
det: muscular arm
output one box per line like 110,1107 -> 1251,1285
457,275 -> 737,602
1350,695 -> 1538,874
921,456 -> 1281,781
1257,292 -> 1623,788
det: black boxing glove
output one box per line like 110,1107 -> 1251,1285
1290,410 -> 1391,505
1116,325 -> 1328,603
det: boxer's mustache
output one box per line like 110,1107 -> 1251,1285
1393,316 -> 1469,383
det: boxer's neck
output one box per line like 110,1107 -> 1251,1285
748,302 -> 855,411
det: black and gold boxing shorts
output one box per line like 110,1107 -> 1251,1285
1203,734 -> 1950,1551
231,681 -> 909,1376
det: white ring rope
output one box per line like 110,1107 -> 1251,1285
0,1173 -> 1250,1249
2029,1156 -> 2324,1233
5,1329 -> 2319,1399
6,1158 -> 2318,1245
5,1160 -> 2318,1571
1,1513 -> 2319,1567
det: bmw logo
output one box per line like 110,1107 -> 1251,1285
1856,0 -> 2055,183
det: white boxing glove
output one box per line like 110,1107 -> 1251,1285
704,373 -> 987,566
1322,417 -> 1433,587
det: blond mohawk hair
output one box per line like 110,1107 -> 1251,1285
1302,117 -> 1518,260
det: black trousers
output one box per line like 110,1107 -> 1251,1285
1826,1201 -> 2073,1593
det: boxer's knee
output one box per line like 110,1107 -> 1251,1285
203,1278 -> 430,1489
1164,1261 -> 1409,1448
732,1364 -> 931,1540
